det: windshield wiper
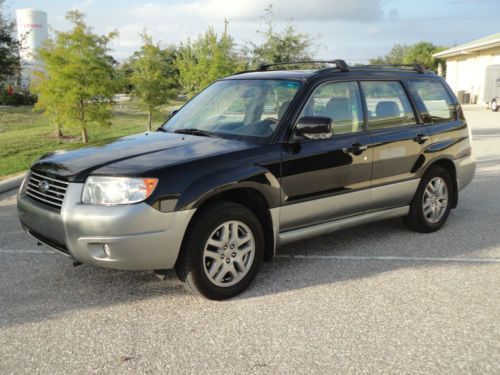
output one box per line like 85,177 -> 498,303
174,128 -> 216,137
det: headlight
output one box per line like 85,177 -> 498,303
82,176 -> 158,205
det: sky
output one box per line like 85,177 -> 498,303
5,0 -> 500,63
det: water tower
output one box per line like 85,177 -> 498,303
16,9 -> 48,87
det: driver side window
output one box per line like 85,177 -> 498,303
299,81 -> 364,135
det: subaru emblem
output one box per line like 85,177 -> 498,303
38,180 -> 50,193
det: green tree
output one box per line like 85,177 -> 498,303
403,42 -> 445,70
176,27 -> 241,98
369,42 -> 445,71
0,0 -> 21,83
249,5 -> 316,65
31,10 -> 118,143
130,33 -> 178,131
369,44 -> 410,65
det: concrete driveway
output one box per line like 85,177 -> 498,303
0,106 -> 499,374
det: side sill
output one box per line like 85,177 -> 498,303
278,206 -> 409,246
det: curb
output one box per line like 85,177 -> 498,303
0,173 -> 26,194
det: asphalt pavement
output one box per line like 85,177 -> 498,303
0,105 -> 499,374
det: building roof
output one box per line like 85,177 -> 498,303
433,33 -> 500,59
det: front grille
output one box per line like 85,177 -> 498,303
25,171 -> 69,210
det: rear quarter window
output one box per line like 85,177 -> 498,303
408,79 -> 455,124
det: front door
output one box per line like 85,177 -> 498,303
280,81 -> 373,231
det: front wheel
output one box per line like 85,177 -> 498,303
491,99 -> 499,112
175,202 -> 264,300
403,166 -> 453,233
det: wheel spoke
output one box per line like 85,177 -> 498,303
228,222 -> 236,242
207,238 -> 224,250
221,223 -> 231,243
207,258 -> 223,278
237,246 -> 253,261
235,232 -> 252,248
428,181 -> 437,194
226,263 -> 238,279
215,265 -> 229,283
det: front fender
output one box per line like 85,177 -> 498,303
176,164 -> 281,211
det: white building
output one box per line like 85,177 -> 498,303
433,33 -> 500,105
16,8 -> 48,87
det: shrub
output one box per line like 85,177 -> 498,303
0,89 -> 37,106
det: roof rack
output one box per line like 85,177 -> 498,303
353,63 -> 426,74
257,59 -> 350,72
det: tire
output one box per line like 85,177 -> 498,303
175,201 -> 264,300
403,166 -> 454,233
492,99 -> 499,112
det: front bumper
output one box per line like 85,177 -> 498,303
17,177 -> 195,270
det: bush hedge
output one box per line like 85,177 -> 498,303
0,89 -> 37,106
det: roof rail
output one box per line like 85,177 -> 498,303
353,63 -> 426,74
257,59 -> 350,72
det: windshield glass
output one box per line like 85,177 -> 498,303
162,79 -> 302,140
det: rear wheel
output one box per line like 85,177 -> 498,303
491,99 -> 499,112
175,202 -> 264,300
403,166 -> 453,233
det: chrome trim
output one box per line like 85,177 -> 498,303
25,192 -> 64,207
26,186 -> 64,201
25,171 -> 69,210
278,206 -> 409,246
30,171 -> 69,185
27,181 -> 65,194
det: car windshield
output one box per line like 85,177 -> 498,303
161,79 -> 302,140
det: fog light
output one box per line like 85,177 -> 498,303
103,244 -> 111,257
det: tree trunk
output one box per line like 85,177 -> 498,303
81,127 -> 88,144
147,111 -> 152,132
55,124 -> 63,139
79,99 -> 87,143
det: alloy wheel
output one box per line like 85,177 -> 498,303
202,220 -> 256,287
422,177 -> 449,224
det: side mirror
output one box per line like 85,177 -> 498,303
295,116 -> 332,140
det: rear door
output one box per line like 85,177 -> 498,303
280,80 -> 373,231
360,80 -> 430,211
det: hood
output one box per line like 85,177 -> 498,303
32,131 -> 257,181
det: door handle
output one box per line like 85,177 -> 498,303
414,134 -> 430,144
343,143 -> 368,155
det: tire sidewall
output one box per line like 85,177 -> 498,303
414,167 -> 453,231
492,99 -> 499,112
180,203 -> 264,300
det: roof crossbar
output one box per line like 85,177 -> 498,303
257,59 -> 350,72
354,63 -> 426,74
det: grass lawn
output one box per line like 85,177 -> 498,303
0,103 -> 181,179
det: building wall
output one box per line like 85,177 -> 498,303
444,46 -> 500,104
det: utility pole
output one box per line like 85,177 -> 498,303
224,18 -> 229,35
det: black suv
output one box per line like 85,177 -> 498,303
18,60 -> 476,299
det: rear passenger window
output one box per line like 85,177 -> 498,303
361,81 -> 416,130
299,81 -> 364,135
408,80 -> 455,123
